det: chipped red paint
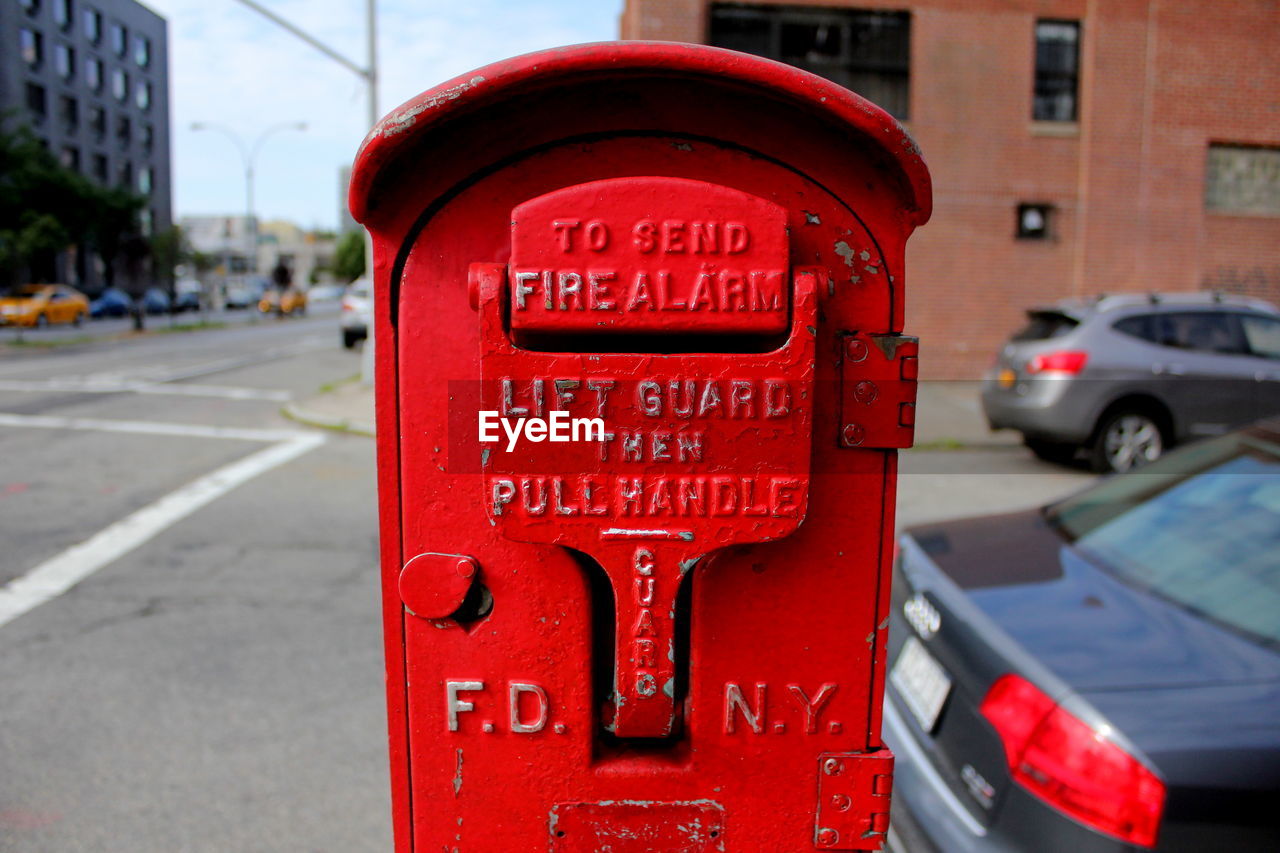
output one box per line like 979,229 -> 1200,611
351,41 -> 930,851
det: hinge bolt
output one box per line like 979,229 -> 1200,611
853,380 -> 878,404
456,558 -> 475,579
841,424 -> 865,447
816,827 -> 840,847
845,338 -> 868,363
822,758 -> 845,776
830,793 -> 852,812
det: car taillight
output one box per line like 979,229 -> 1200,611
980,674 -> 1165,848
1025,350 -> 1088,375
341,300 -> 353,312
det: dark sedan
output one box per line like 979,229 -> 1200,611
885,422 -> 1280,852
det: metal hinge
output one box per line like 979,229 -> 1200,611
814,750 -> 894,850
838,333 -> 919,449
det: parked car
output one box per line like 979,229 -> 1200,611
0,284 -> 90,327
141,287 -> 171,315
340,278 -> 371,348
982,293 -> 1280,472
259,286 -> 308,316
884,420 -> 1280,852
173,278 -> 202,313
306,283 -> 343,303
224,277 -> 267,310
90,287 -> 134,318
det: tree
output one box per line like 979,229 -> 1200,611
149,225 -> 187,289
333,230 -> 366,282
0,114 -> 145,288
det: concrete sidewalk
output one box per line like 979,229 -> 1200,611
284,377 -> 1016,448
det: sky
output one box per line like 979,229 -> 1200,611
147,0 -> 624,230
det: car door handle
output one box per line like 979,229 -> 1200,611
1153,363 -> 1186,376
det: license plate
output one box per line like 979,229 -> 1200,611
997,368 -> 1016,389
891,636 -> 953,733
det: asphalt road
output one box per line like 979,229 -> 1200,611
0,310 -> 1093,851
0,306 -> 391,852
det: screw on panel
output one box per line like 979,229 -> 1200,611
853,380 -> 878,404
823,758 -> 845,776
830,794 -> 852,812
456,558 -> 475,579
842,424 -> 865,447
845,338 -> 868,363
816,827 -> 840,847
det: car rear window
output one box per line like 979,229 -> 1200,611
1011,310 -> 1079,341
1046,432 -> 1280,647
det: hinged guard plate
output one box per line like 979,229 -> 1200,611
475,254 -> 818,738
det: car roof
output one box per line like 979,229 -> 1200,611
1031,292 -> 1279,319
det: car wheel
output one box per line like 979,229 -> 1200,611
35,313 -> 48,328
1025,438 -> 1078,465
343,329 -> 360,349
73,311 -> 84,327
1090,410 -> 1164,473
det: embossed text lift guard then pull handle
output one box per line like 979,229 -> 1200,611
474,252 -> 818,738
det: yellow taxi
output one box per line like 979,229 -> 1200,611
258,286 -> 308,316
0,284 -> 90,327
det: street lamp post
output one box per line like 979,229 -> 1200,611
228,0 -> 378,382
190,121 -> 307,277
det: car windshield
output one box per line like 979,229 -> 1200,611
6,285 -> 46,298
1045,428 -> 1280,647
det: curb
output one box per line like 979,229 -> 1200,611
281,402 -> 375,437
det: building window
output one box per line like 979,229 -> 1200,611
117,160 -> 132,189
54,0 -> 72,30
140,208 -> 153,236
21,29 -> 43,68
139,166 -> 152,194
116,114 -> 130,147
58,94 -> 78,131
1206,143 -> 1280,216
89,105 -> 106,139
135,35 -> 150,68
112,68 -> 128,102
55,44 -> 75,79
92,153 -> 108,182
84,7 -> 101,43
708,4 -> 911,120
20,0 -> 40,15
60,146 -> 80,170
141,122 -> 154,153
110,22 -> 126,57
1016,202 -> 1053,239
1033,20 -> 1080,122
86,56 -> 102,90
135,81 -> 151,111
26,83 -> 47,119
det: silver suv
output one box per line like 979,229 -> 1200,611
982,292 -> 1280,472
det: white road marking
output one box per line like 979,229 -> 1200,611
0,412 -> 306,442
0,379 -> 291,401
0,432 -> 326,630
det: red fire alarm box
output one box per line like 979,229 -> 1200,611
350,41 -> 931,851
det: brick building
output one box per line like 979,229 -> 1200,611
621,1 -> 1280,377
